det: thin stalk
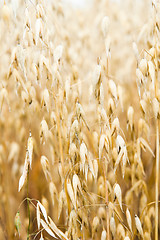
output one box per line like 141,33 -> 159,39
55,97 -> 64,177
103,160 -> 110,240
27,166 -> 30,240
155,118 -> 159,240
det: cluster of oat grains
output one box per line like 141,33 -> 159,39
0,0 -> 159,239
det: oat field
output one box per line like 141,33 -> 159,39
0,0 -> 160,239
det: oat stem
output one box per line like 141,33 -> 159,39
27,166 -> 30,240
55,97 -> 64,178
155,118 -> 159,240
103,160 -> 110,240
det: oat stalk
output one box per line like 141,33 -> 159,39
27,165 -> 31,240
155,118 -> 159,240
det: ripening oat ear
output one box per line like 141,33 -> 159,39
16,44 -> 27,81
139,58 -> 148,75
99,134 -> 106,159
49,182 -> 58,206
126,208 -> 132,233
101,229 -> 107,240
113,183 -> 123,211
67,179 -> 76,209
40,232 -> 44,240
127,106 -> 134,132
124,237 -> 130,240
135,214 -> 144,238
101,16 -> 110,37
35,18 -> 44,45
76,100 -> 90,130
27,131 -> 33,169
136,68 -> 144,85
148,60 -> 155,87
40,219 -> 58,239
115,135 -> 128,177
92,216 -> 99,237
48,216 -> 69,240
110,216 -> 116,237
92,64 -> 101,86
41,88 -> 50,112
37,202 -> 41,230
140,99 -> 147,115
0,87 -> 9,112
58,190 -> 65,220
72,174 -> 82,203
138,137 -> 155,157
111,117 -> 120,135
132,41 -> 139,60
54,45 -> 63,63
80,142 -> 87,172
40,119 -> 49,143
152,97 -> 159,118
40,155 -> 51,181
108,79 -> 117,101
2,4 -> 11,22
37,201 -> 49,224
108,97 -> 115,114
36,3 -> 45,19
117,223 -> 125,239
18,150 -> 29,192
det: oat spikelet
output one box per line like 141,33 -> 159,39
101,16 -> 110,37
92,216 -> 99,237
54,45 -> 63,63
92,64 -> 101,86
48,216 -> 69,240
67,179 -> 76,209
40,155 -> 51,180
108,79 -> 117,101
110,216 -> 116,237
113,183 -> 123,211
40,219 -> 58,239
27,131 -> 33,169
135,214 -> 144,238
126,208 -> 132,233
127,106 -> 134,131
18,150 -> 29,192
80,142 -> 87,172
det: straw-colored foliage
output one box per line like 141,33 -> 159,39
0,0 -> 159,239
